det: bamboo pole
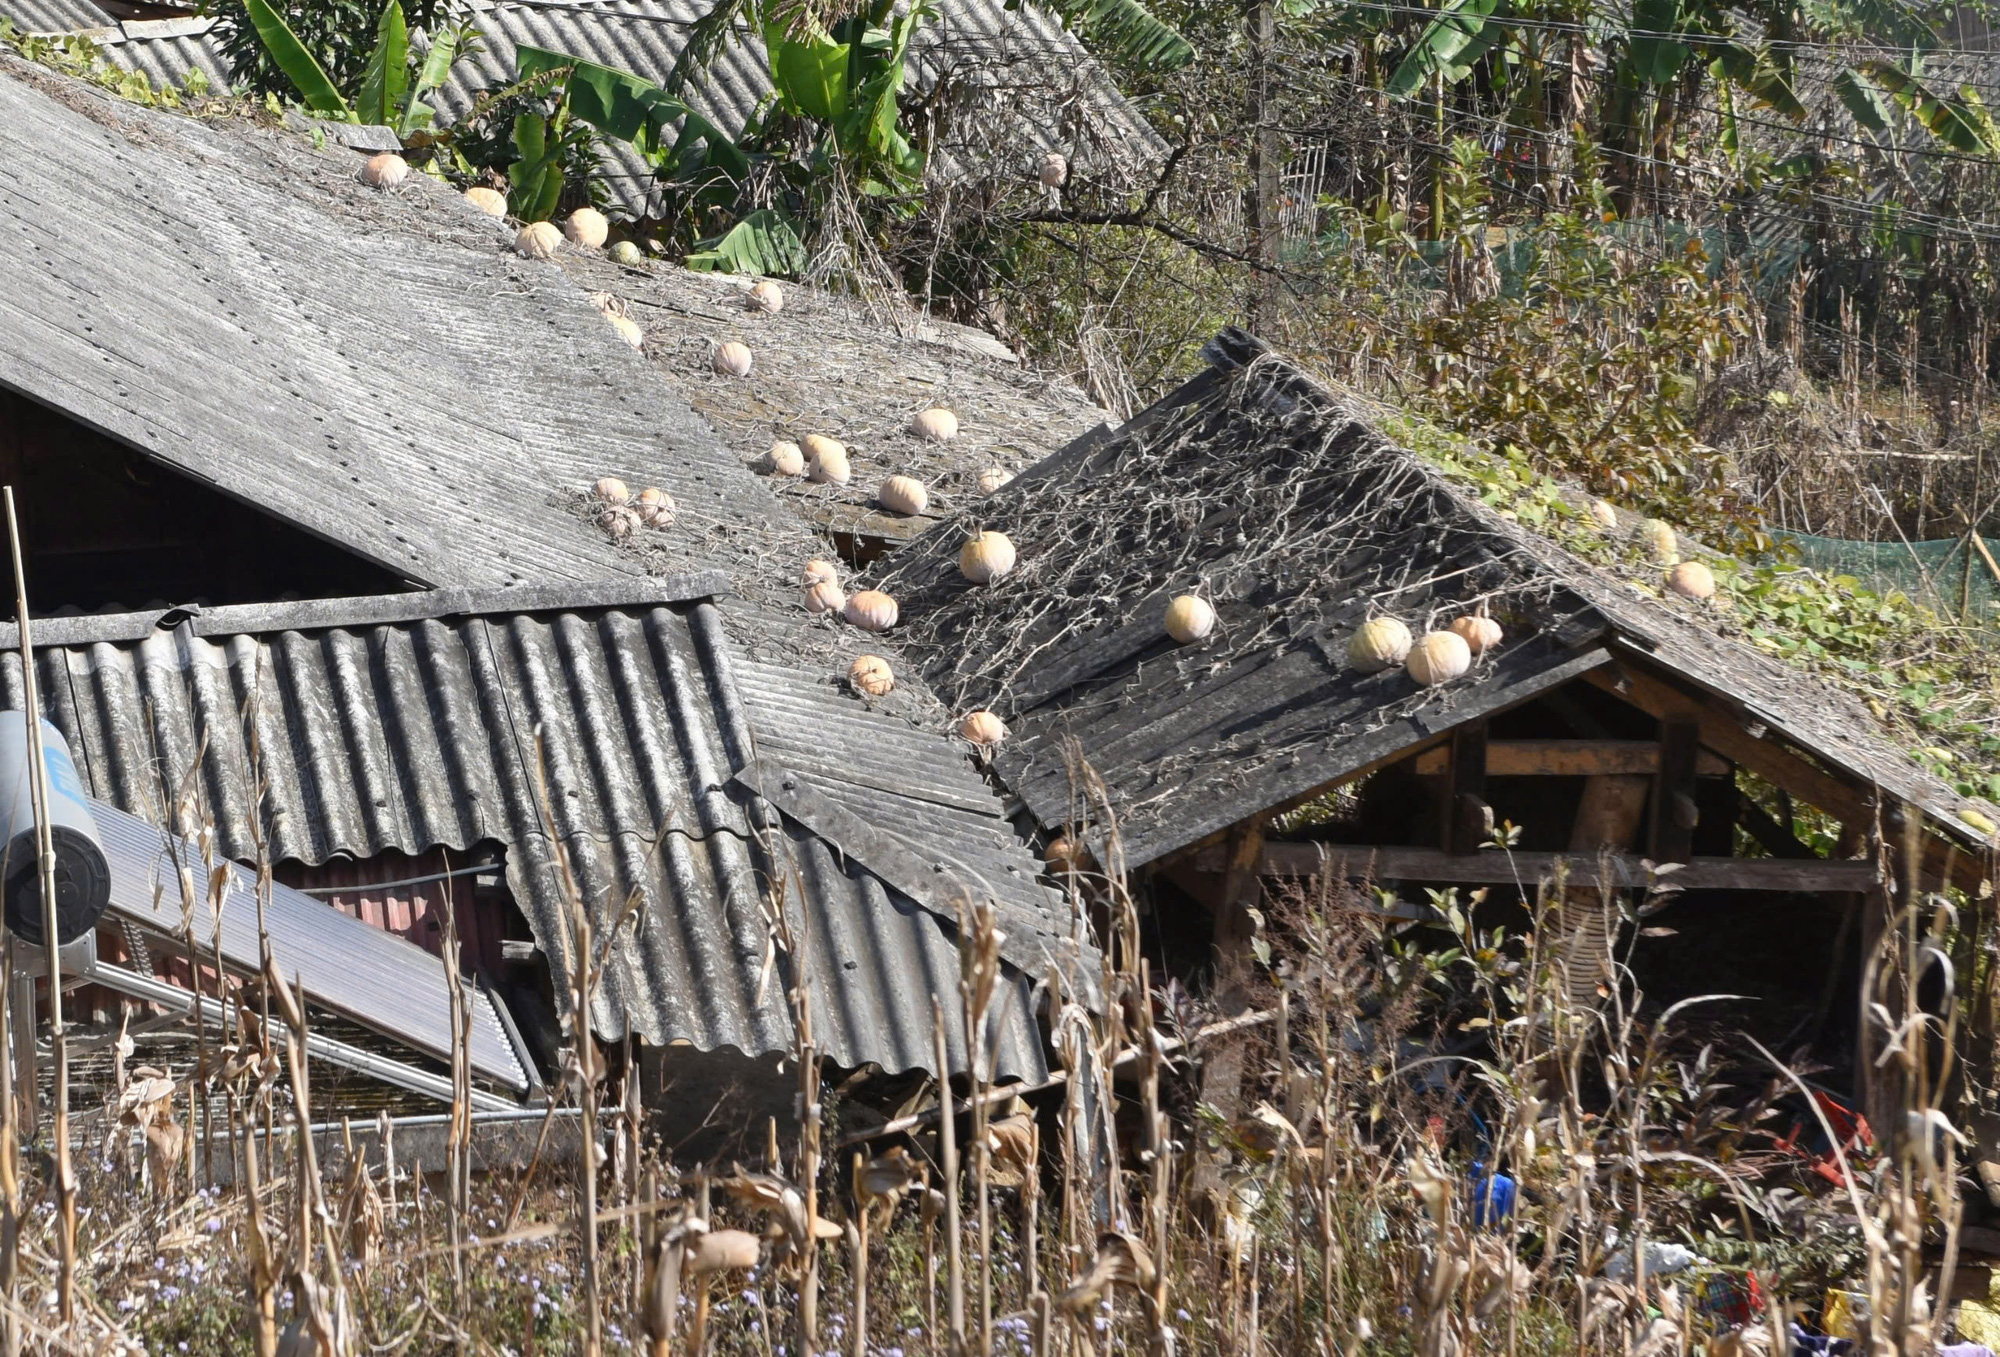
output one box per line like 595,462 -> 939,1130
0,931 -> 16,1357
933,1003 -> 965,1353
3,487 -> 73,1326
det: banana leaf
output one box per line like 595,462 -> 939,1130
768,32 -> 850,123
1833,66 -> 1894,136
684,208 -> 809,274
507,111 -> 564,221
1709,41 -> 1805,120
1625,0 -> 1688,87
354,1 -> 409,128
1858,57 -> 2000,154
835,5 -> 921,177
242,0 -> 351,118
516,43 -> 751,181
1021,0 -> 1193,71
1387,0 -> 1504,97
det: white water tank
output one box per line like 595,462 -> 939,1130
0,713 -> 109,946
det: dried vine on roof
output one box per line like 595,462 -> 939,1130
870,354 -> 1575,722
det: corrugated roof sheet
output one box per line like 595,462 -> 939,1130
869,327 -> 2000,866
0,0 -> 108,33
64,0 -> 1162,217
8,584 -> 1070,1080
0,62 -> 1093,1077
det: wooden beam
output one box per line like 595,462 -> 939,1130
1585,660 -> 1987,893
1583,664 -> 1871,824
1737,796 -> 1820,861
1232,843 -> 1878,893
1412,740 -> 1729,778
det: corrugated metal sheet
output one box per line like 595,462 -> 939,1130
0,0 -> 109,33
72,0 -> 1163,217
6,588 -> 1066,1080
94,796 -> 532,1092
0,64 -> 805,596
275,849 -> 512,980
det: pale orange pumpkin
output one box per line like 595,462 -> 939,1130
712,341 -> 754,377
1164,595 -> 1216,644
1667,561 -> 1716,599
1448,615 -> 1502,654
804,580 -> 845,615
564,207 -> 610,248
1405,631 -> 1472,686
514,222 -> 563,259
849,655 -> 895,696
878,476 -> 930,516
959,531 -> 1017,584
843,590 -> 899,632
361,153 -> 409,187
960,710 -> 1008,746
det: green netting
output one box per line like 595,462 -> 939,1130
1777,530 -> 2000,624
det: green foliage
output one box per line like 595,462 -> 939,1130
230,0 -> 473,134
1019,0 -> 1195,70
507,109 -> 566,221
1854,57 -> 2000,153
241,0 -> 351,117
517,0 -> 932,275
352,0 -> 408,127
1376,0 -> 1991,165
685,208 -> 811,274
1,23 -> 215,108
425,68 -> 604,218
1386,0 -> 1504,97
1384,150 -> 1759,545
211,0 -> 456,102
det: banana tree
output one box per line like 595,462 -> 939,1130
515,1 -> 932,274
1011,0 -> 1193,70
1382,0 -> 2000,212
240,0 -> 472,134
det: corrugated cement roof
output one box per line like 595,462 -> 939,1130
0,55 -> 806,598
553,255 -> 1108,547
3,581 -> 1072,1080
0,0 -> 108,33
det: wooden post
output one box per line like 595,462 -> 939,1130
1860,816 -> 1916,1140
1200,817 -> 1266,1119
1446,722 -> 1489,855
1244,0 -> 1279,329
1213,817 -> 1267,949
1650,715 -> 1700,864
1557,776 -> 1651,1009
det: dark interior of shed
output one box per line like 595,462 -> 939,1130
0,389 -> 412,612
1151,668 -> 1881,1078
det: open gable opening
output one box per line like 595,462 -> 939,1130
0,389 -> 412,613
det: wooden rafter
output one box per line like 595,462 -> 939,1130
1411,739 -> 1730,778
1208,843 -> 1878,892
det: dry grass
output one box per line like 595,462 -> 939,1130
0,773 -> 1972,1357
